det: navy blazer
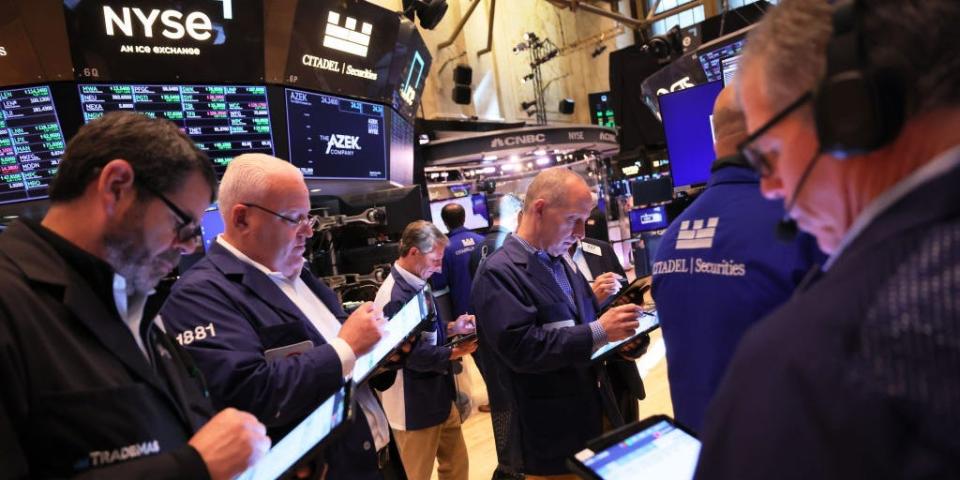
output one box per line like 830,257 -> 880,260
471,235 -> 605,476
695,152 -> 960,479
380,265 -> 456,430
161,242 -> 384,480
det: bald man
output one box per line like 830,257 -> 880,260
471,168 -> 647,479
650,85 -> 825,433
161,154 -> 403,479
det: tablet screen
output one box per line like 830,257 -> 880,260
237,387 -> 350,480
590,311 -> 659,361
577,419 -> 701,479
353,292 -> 426,384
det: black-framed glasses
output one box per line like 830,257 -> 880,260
138,182 -> 203,243
242,203 -> 320,230
738,91 -> 813,177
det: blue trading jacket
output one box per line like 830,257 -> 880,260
161,242 -> 386,479
651,165 -> 824,433
432,226 -> 485,318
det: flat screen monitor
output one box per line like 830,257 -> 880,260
588,91 -> 616,128
285,88 -> 387,180
629,206 -> 669,233
78,84 -> 275,177
631,175 -> 674,206
353,290 -> 428,384
429,193 -> 489,234
236,386 -> 351,480
659,81 -> 724,187
570,415 -> 701,480
0,84 -> 67,205
389,20 -> 432,121
721,55 -> 741,86
200,207 -> 225,251
388,108 -> 415,186
696,37 -> 746,83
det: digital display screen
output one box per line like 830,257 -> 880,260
285,88 -> 387,180
283,0 -> 399,101
629,206 -> 669,233
388,21 -> 431,120
78,84 -> 275,176
429,193 -> 489,234
236,387 -> 349,480
697,37 -> 745,83
353,291 -> 426,384
0,85 -> 66,205
579,419 -> 701,479
589,91 -> 616,128
659,81 -> 723,187
721,55 -> 741,86
388,108 -> 415,186
200,207 -> 225,251
63,0 -> 265,83
591,311 -> 658,361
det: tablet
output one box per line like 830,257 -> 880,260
590,310 -> 659,361
353,290 -> 431,384
443,332 -> 477,348
600,276 -> 652,314
237,386 -> 351,480
568,415 -> 701,480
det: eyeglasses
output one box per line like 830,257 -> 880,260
138,183 -> 203,244
242,203 -> 320,230
738,91 -> 813,177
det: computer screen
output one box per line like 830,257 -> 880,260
0,85 -> 67,205
353,291 -> 427,384
629,206 -> 669,233
578,419 -> 701,480
721,55 -> 741,86
631,175 -> 674,206
659,81 -> 724,187
429,193 -> 490,234
285,88 -> 387,180
696,37 -> 746,83
388,109 -> 415,186
236,386 -> 350,480
588,91 -> 616,128
200,208 -> 225,251
78,84 -> 275,177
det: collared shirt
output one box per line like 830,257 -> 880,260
569,241 -> 594,281
112,274 -> 152,359
216,235 -> 390,451
825,144 -> 960,270
513,234 -> 608,350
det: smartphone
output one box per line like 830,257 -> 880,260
443,332 -> 478,348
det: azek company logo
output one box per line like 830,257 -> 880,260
676,217 -> 719,250
325,134 -> 361,154
323,11 -> 372,57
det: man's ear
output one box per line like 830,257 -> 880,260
97,159 -> 135,217
531,198 -> 546,217
229,203 -> 250,231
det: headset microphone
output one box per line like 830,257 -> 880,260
775,148 -> 823,242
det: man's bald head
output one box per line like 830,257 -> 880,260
218,153 -> 305,218
523,167 -> 590,212
712,85 -> 748,158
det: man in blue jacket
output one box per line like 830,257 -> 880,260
471,167 -> 645,479
432,203 -> 484,318
161,154 -> 400,479
373,220 -> 477,480
695,0 -> 960,477
651,84 -> 824,434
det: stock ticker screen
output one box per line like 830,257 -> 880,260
78,84 -> 274,176
285,88 -> 387,180
0,85 -> 67,205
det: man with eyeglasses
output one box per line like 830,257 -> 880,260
650,84 -> 824,435
161,154 -> 402,479
0,112 -> 270,478
695,0 -> 960,478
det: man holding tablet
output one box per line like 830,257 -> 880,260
471,168 -> 646,479
162,154 -> 401,479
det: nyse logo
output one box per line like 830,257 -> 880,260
101,3 -> 233,41
568,131 -> 584,140
676,217 -> 719,250
323,11 -> 372,57
326,134 -> 361,154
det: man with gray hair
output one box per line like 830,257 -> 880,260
162,153 -> 401,479
696,0 -> 960,477
372,220 -> 476,480
472,167 -> 646,479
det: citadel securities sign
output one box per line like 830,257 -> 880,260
62,0 -> 264,82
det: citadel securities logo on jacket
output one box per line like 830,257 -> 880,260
653,217 -> 746,278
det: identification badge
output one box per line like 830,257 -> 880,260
543,319 -> 576,331
582,243 -> 603,256
264,340 -> 314,362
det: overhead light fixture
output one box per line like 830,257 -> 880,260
482,154 -> 498,162
536,157 -> 551,166
402,0 -> 448,30
533,149 -> 546,156
509,154 -> 520,163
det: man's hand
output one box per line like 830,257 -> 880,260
591,272 -> 623,304
449,338 -> 478,360
598,304 -> 641,342
189,408 -> 271,480
447,314 -> 476,336
338,302 -> 385,356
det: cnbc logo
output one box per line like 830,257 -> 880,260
323,11 -> 372,57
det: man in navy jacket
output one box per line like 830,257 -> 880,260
373,220 -> 476,480
471,168 -> 645,478
432,203 -> 484,318
696,0 -> 960,477
161,154 -> 399,479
